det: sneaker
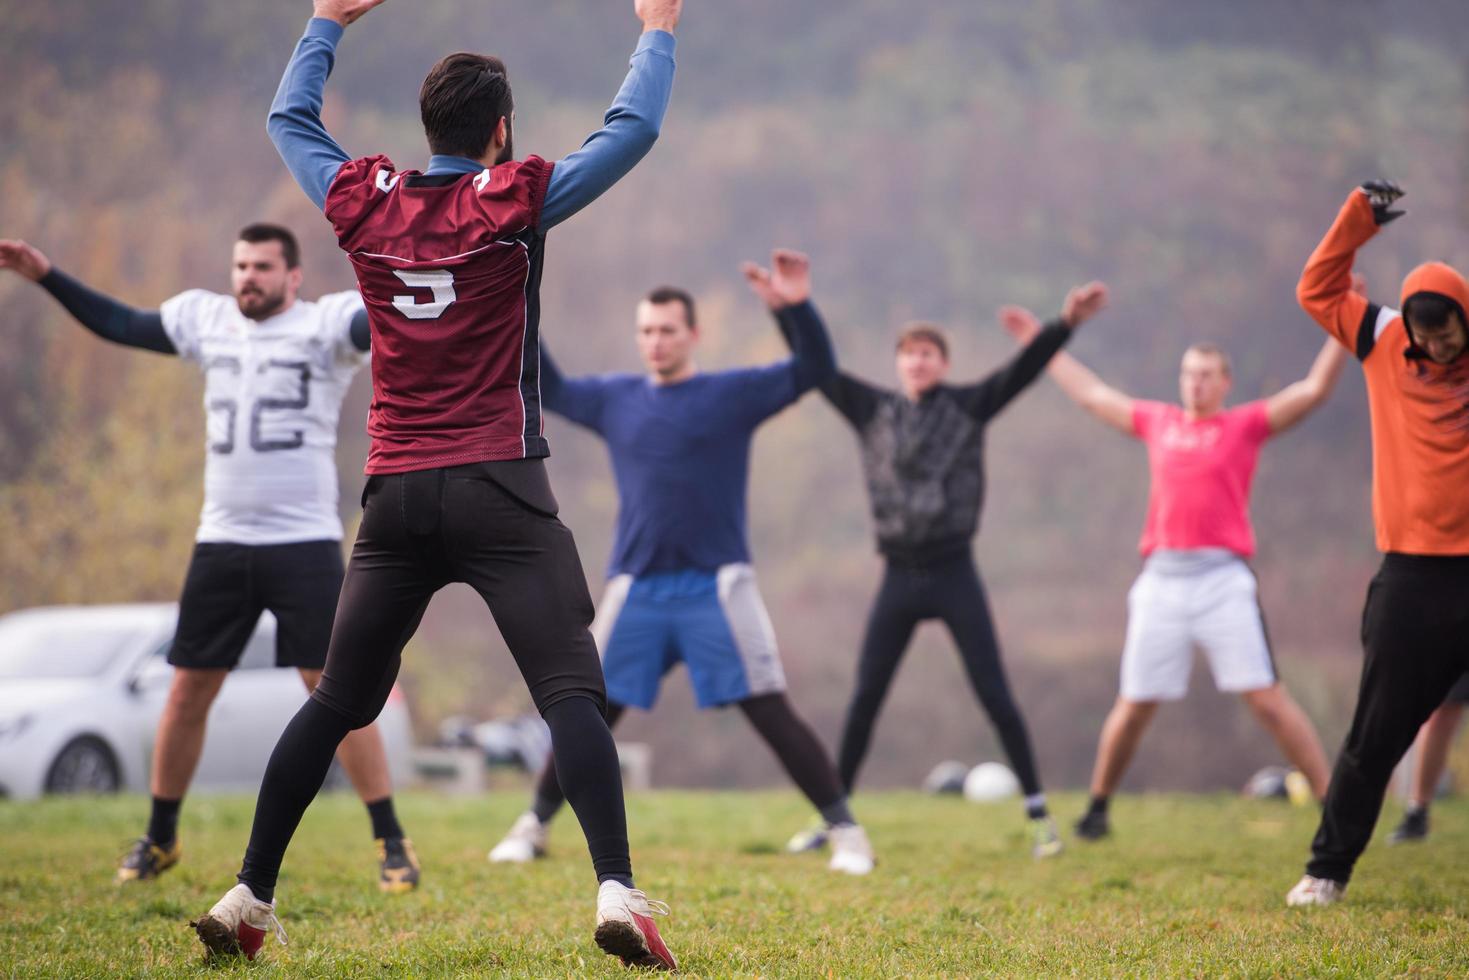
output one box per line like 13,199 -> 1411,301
191,883 -> 287,961
115,836 -> 181,884
828,823 -> 875,876
488,812 -> 548,864
1030,817 -> 1064,859
1388,808 -> 1429,845
377,836 -> 421,893
1074,810 -> 1110,841
1286,875 -> 1346,908
784,822 -> 829,854
594,880 -> 677,971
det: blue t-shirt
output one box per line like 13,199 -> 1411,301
543,301 -> 834,576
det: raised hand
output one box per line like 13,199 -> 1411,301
0,239 -> 52,282
742,249 -> 811,310
997,305 -> 1043,345
635,0 -> 682,33
1062,281 -> 1109,329
313,0 -> 388,27
1360,179 -> 1405,226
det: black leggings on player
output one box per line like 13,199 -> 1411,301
530,692 -> 849,824
238,463 -> 632,901
1307,554 -> 1469,884
838,553 -> 1044,797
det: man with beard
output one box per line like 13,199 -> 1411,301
190,0 -> 684,969
1289,180 -> 1469,906
0,227 -> 418,894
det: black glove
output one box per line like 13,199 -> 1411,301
1360,179 -> 1405,225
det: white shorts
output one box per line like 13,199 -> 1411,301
1119,551 -> 1277,702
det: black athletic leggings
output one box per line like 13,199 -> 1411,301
1308,554 -> 1469,884
838,553 -> 1043,796
238,464 -> 631,899
532,692 -> 847,823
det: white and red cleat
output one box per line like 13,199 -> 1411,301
1286,875 -> 1346,908
594,880 -> 677,971
191,883 -> 287,960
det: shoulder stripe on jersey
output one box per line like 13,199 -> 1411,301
1356,303 -> 1381,360
352,237 -> 528,266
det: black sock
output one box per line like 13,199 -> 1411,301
238,698 -> 356,905
1087,795 -> 1110,817
543,696 -> 633,888
147,796 -> 182,847
820,799 -> 856,827
366,797 -> 404,841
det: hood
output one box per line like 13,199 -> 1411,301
1400,261 -> 1469,358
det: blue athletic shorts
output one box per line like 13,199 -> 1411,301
594,564 -> 787,710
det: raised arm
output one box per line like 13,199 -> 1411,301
998,287 -> 1132,435
0,240 -> 175,355
1297,181 -> 1403,359
267,2 -> 390,210
540,0 -> 681,229
539,344 -> 611,433
1265,336 -> 1350,434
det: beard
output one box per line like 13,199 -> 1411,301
494,122 -> 514,165
235,285 -> 289,320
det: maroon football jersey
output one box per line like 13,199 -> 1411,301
325,154 -> 554,474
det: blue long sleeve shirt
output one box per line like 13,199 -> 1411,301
543,301 -> 837,577
267,18 -> 676,227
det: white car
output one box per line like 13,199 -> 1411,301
0,603 -> 413,800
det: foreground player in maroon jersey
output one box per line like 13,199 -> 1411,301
191,0 -> 683,969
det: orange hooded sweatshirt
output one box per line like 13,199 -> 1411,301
1297,188 -> 1469,556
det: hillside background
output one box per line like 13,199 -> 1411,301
3,0 -> 1467,792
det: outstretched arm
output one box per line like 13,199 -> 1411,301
540,0 -> 681,229
999,287 -> 1132,435
1265,335 -> 1350,434
267,2 -> 389,210
0,240 -> 174,355
1297,181 -> 1403,360
540,344 -> 611,433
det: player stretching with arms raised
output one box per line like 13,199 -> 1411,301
490,251 -> 877,877
783,283 -> 1110,860
1289,181 -> 1469,906
0,228 -> 417,893
192,0 -> 683,968
1001,296 -> 1344,840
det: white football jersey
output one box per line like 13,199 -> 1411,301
160,289 -> 368,545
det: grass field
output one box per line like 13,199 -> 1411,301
1,790 -> 1465,977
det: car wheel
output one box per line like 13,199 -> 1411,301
45,736 -> 121,794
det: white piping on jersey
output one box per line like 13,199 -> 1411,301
351,229 -> 531,266
511,238 -> 531,457
1375,305 -> 1401,343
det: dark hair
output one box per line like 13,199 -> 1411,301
420,53 -> 514,159
895,321 -> 949,361
1403,293 -> 1462,332
645,286 -> 697,328
237,223 -> 300,268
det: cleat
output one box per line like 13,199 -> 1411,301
1074,810 -> 1110,841
488,812 -> 548,864
191,883 -> 286,961
116,836 -> 181,884
1387,808 -> 1428,845
594,880 -> 677,971
1286,875 -> 1346,908
784,822 -> 829,854
377,836 -> 421,893
1030,817 -> 1064,859
827,823 -> 875,876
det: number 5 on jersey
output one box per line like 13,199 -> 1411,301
391,269 -> 456,320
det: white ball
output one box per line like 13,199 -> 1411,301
963,761 -> 1020,803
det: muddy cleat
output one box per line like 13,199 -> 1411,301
1074,810 -> 1110,841
115,837 -> 181,884
488,811 -> 548,864
377,836 -> 421,893
1030,817 -> 1064,859
1388,807 -> 1429,845
191,883 -> 286,961
594,880 -> 677,971
784,821 -> 829,854
1286,875 -> 1346,908
827,823 -> 875,876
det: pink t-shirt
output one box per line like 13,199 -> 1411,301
1133,400 -> 1273,557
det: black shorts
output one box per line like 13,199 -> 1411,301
169,540 -> 345,670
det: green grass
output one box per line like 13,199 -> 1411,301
0,791 -> 1464,977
